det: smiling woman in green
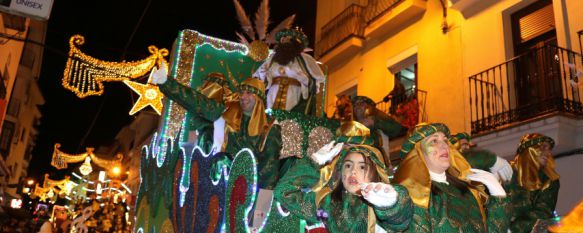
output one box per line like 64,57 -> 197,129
394,123 -> 509,232
505,133 -> 560,233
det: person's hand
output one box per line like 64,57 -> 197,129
309,141 -> 343,165
361,182 -> 398,207
150,62 -> 168,84
490,156 -> 513,182
467,169 -> 507,197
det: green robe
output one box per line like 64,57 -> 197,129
461,149 -> 497,171
263,157 -> 413,232
406,182 -> 509,232
373,113 -> 404,139
369,113 -> 404,168
504,171 -> 560,233
160,78 -> 283,189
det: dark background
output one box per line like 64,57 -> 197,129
28,0 -> 316,180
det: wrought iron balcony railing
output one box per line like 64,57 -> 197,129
315,0 -> 406,58
469,44 -> 583,134
376,87 -> 427,129
315,4 -> 365,58
363,0 -> 404,24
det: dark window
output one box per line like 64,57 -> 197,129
6,99 -> 20,117
0,0 -> 12,7
0,121 -> 15,158
390,63 -> 417,114
19,127 -> 25,142
2,13 -> 26,31
0,71 -> 6,100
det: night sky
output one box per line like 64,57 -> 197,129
28,0 -> 316,181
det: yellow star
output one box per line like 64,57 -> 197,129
39,192 -> 48,202
123,67 -> 164,115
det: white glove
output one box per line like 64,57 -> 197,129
212,117 -> 226,153
150,62 -> 168,84
490,156 -> 513,182
361,182 -> 398,208
467,169 -> 507,197
309,141 -> 343,165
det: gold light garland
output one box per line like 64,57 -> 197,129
32,174 -> 76,201
62,35 -> 169,98
51,143 -> 123,170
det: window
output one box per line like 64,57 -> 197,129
336,85 -> 357,99
20,44 -> 36,69
0,71 -> 6,100
24,143 -> 33,161
19,128 -> 25,142
6,99 -> 20,117
0,121 -> 15,157
0,0 -> 11,7
1,13 -> 26,31
387,48 -> 426,127
511,0 -> 556,54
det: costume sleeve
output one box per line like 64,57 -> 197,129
374,184 -> 414,231
511,180 -> 560,232
462,149 -> 497,170
253,55 -> 272,87
404,206 -> 432,232
300,53 -> 326,91
273,157 -> 321,224
256,124 -> 283,190
374,112 -> 404,138
159,77 -> 225,121
485,196 -> 511,233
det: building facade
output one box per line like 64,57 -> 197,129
315,0 -> 583,215
0,12 -> 46,205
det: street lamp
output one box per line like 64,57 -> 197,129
112,166 -> 121,176
27,179 -> 34,186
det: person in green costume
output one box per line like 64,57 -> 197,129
263,121 -> 413,233
394,123 -> 509,232
189,72 -> 236,154
352,96 -> 404,167
450,132 -> 513,182
505,133 -> 560,233
151,70 -> 283,190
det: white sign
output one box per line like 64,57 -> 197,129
0,0 -> 53,21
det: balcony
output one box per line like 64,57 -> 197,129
376,88 -> 427,163
579,30 -> 582,55
315,0 -> 427,64
376,87 -> 428,125
316,4 -> 365,64
468,44 -> 583,135
363,0 -> 426,38
449,0 -> 498,18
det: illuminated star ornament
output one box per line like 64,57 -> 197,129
123,67 -> 165,115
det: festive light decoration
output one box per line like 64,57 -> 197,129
10,199 -> 22,208
224,148 -> 259,233
51,143 -> 123,170
62,35 -> 169,98
79,157 -> 93,176
123,67 -> 165,115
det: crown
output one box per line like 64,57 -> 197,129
275,27 -> 309,48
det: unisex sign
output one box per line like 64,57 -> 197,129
0,0 -> 53,21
